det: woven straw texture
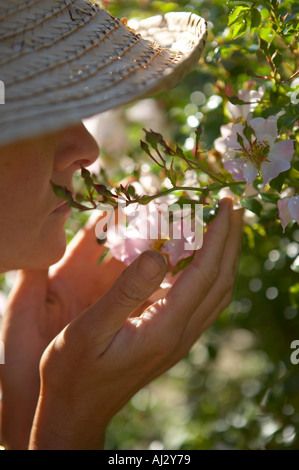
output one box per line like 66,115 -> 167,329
0,0 -> 207,145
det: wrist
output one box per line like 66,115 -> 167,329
29,393 -> 107,450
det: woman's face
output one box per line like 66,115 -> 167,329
0,123 -> 99,271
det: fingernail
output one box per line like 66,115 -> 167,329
137,251 -> 166,281
219,197 -> 233,211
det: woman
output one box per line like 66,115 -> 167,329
0,1 -> 243,450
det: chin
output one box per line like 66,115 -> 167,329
37,233 -> 68,269
0,227 -> 68,271
21,230 -> 68,270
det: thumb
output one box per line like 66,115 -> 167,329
6,269 -> 49,310
68,250 -> 167,348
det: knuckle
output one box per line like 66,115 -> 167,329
221,269 -> 237,292
200,265 -> 220,286
115,278 -> 146,307
167,334 -> 181,355
220,278 -> 234,294
39,336 -> 66,386
153,330 -> 181,358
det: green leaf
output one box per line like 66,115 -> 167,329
243,121 -> 255,142
240,197 -> 263,216
51,183 -> 64,198
228,96 -> 246,105
237,132 -> 245,148
272,51 -> 283,68
259,26 -> 274,42
289,283 -> 299,307
250,8 -> 261,30
140,140 -> 151,155
144,129 -> 166,151
231,19 -> 248,39
229,183 -> 246,196
259,37 -> 269,53
175,145 -> 185,159
96,247 -> 110,260
138,195 -> 153,205
195,124 -> 203,141
208,182 -> 223,191
144,130 -> 159,151
269,171 -> 288,192
259,192 -> 280,204
291,255 -> 299,274
261,207 -> 278,221
81,166 -> 93,191
202,205 -> 217,223
292,161 -> 299,172
228,6 -> 250,27
127,185 -> 136,197
152,1 -> 178,13
278,113 -> 298,128
227,1 -> 254,6
167,159 -> 177,186
171,254 -> 195,276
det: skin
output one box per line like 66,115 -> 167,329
0,124 -> 99,271
0,122 -> 244,450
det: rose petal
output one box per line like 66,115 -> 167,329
243,161 -> 259,184
277,198 -> 292,232
215,124 -> 236,158
260,158 -> 291,186
250,116 -> 278,142
288,196 -> 299,224
123,237 -> 151,265
228,87 -> 265,120
224,158 -> 246,182
162,237 -> 193,266
224,123 -> 249,151
269,140 -> 294,163
215,137 -> 237,161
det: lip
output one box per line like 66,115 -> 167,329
51,201 -> 72,215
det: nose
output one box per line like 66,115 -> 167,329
53,123 -> 99,172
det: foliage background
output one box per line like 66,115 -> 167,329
1,0 -> 298,450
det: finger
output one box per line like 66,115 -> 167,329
68,250 -> 167,349
179,207 -> 244,346
49,211 -> 126,308
131,272 -> 180,317
144,207 -> 244,370
160,198 -> 233,330
151,291 -> 233,377
200,291 -> 232,333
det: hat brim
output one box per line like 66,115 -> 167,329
0,1 -> 207,146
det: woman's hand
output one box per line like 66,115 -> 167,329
28,198 -> 243,450
0,214 -> 126,449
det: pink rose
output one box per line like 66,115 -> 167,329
278,196 -> 299,232
221,116 -> 294,185
104,199 -> 202,269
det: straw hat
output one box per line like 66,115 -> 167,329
0,0 -> 207,146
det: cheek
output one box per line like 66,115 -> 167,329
29,222 -> 68,269
0,183 -> 68,270
0,178 -> 49,243
0,162 -> 51,225
0,135 -> 66,269
0,213 -> 68,270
